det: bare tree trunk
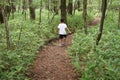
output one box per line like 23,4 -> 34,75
53,0 -> 59,15
61,0 -> 67,23
83,0 -> 87,34
18,0 -> 27,44
2,7 -> 11,49
50,0 -> 59,23
48,0 -> 50,24
18,0 -> 21,13
39,0 -> 42,24
0,8 -> 4,23
73,0 -> 81,15
77,0 -> 81,11
9,0 -> 16,19
98,0 -> 101,13
18,21 -> 23,45
11,3 -> 14,19
50,13 -> 56,23
96,0 -> 107,45
118,7 -> 120,29
22,0 -> 27,20
89,0 -> 93,13
73,1 -> 77,15
68,0 -> 73,15
29,0 -> 35,20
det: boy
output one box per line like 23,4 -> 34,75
57,19 -> 71,46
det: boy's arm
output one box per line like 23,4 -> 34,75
66,27 -> 71,33
56,27 -> 59,34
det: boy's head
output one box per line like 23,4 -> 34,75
60,19 -> 64,23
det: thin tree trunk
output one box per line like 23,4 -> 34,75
18,21 -> 23,45
77,0 -> 80,11
98,0 -> 101,13
11,3 -> 14,19
29,0 -> 35,20
0,9 -> 4,23
73,1 -> 76,15
89,0 -> 93,13
22,0 -> 27,20
53,0 -> 59,15
50,0 -> 58,23
18,0 -> 21,13
61,0 -> 67,23
73,0 -> 80,15
118,7 -> 120,29
2,7 -> 11,49
48,0 -> 50,24
39,0 -> 42,24
50,13 -> 56,23
68,0 -> 73,15
83,0 -> 87,34
96,0 -> 107,45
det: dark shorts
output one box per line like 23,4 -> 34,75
59,34 -> 67,39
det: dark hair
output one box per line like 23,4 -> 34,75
60,19 -> 64,22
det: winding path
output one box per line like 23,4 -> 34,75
28,34 -> 78,80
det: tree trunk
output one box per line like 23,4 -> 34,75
48,0 -> 50,24
118,7 -> 120,29
89,0 -> 93,13
53,0 -> 59,15
68,0 -> 73,15
77,0 -> 81,11
83,0 -> 87,34
22,0 -> 27,20
61,0 -> 67,23
96,0 -> 107,45
11,3 -> 14,19
0,8 -> 4,23
2,7 -> 11,49
18,0 -> 21,12
39,0 -> 42,24
98,0 -> 101,13
29,0 -> 35,20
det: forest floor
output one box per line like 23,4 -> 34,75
27,34 -> 78,80
27,17 -> 100,80
88,17 -> 101,26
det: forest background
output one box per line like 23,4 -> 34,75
0,0 -> 120,80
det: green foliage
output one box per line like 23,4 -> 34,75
0,11 -> 56,80
67,12 -> 93,32
1,0 -> 120,79
68,15 -> 120,80
67,13 -> 83,32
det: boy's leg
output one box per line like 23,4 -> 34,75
58,35 -> 66,46
58,38 -> 62,46
63,37 -> 65,44
58,35 -> 63,46
59,38 -> 65,46
63,35 -> 67,45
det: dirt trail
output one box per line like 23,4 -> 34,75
28,34 -> 78,80
88,17 -> 101,26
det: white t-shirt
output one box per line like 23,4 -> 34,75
58,23 -> 67,35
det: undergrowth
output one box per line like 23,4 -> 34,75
68,13 -> 120,80
0,10 -> 57,79
0,10 -> 87,79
